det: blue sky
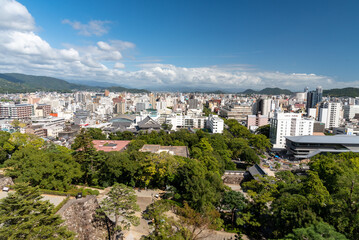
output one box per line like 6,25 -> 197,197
1,0 -> 359,91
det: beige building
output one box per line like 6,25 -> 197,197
220,104 -> 252,122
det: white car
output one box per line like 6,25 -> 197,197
2,187 -> 9,192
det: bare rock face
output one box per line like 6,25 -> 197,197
0,176 -> 14,189
57,195 -> 109,240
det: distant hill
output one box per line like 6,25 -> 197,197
107,86 -> 149,93
0,73 -> 149,93
323,87 -> 359,97
241,87 -> 293,95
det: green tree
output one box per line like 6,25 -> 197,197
98,183 -> 140,240
5,145 -> 82,191
255,125 -> 270,138
87,128 -> 107,140
221,190 -> 247,226
0,183 -> 74,239
143,200 -> 186,240
0,147 -> 7,164
281,222 -> 348,240
172,159 -> 224,211
248,134 -> 271,152
0,131 -> 10,147
272,193 -> 317,237
177,202 -> 223,240
72,128 -> 101,185
239,147 -> 260,164
228,138 -> 249,159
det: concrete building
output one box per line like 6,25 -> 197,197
318,102 -> 341,128
306,86 -> 323,111
36,104 -> 51,117
270,112 -> 314,149
247,114 -> 268,131
220,104 -> 252,122
343,105 -> 359,120
286,135 -> 359,159
0,103 -> 34,119
207,114 -> 224,134
257,98 -> 272,117
25,125 -> 47,138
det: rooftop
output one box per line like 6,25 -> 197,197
139,144 -> 189,158
92,140 -> 131,152
286,135 -> 359,144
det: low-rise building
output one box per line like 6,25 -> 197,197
247,114 -> 268,131
92,140 -> 131,152
286,135 -> 359,159
207,114 -> 224,133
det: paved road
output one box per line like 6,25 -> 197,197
0,191 -> 66,206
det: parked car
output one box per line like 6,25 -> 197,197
75,192 -> 82,199
2,187 -> 9,192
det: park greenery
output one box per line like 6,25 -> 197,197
0,118 -> 358,239
0,183 -> 75,239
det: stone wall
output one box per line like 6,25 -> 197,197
57,195 -> 110,240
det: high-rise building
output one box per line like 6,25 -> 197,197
257,98 -> 272,116
270,112 -> 314,149
149,93 -> 157,109
306,86 -> 323,113
318,102 -> 341,128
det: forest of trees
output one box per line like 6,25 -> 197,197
0,119 -> 358,239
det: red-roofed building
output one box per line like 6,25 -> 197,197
92,140 -> 131,152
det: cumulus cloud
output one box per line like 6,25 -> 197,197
62,19 -> 111,36
0,0 -> 354,91
113,64 -> 341,90
0,0 -> 34,31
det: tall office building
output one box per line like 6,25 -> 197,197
306,86 -> 323,114
257,98 -> 272,117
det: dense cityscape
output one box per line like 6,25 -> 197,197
1,0 -> 359,239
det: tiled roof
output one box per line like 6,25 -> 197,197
92,140 -> 131,152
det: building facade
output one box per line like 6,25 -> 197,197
270,112 -> 314,149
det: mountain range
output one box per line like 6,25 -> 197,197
0,73 -> 149,93
1,73 -> 359,97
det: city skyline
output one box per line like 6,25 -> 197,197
1,0 -> 359,91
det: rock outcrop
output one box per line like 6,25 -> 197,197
0,175 -> 14,189
57,195 -> 110,240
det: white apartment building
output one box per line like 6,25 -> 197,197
165,115 -> 207,131
207,115 -> 224,134
343,105 -> 359,120
270,112 -> 314,149
318,102 -> 341,128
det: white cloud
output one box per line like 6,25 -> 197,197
0,0 -> 34,31
114,62 -> 125,69
62,19 -> 111,36
0,0 -> 354,91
